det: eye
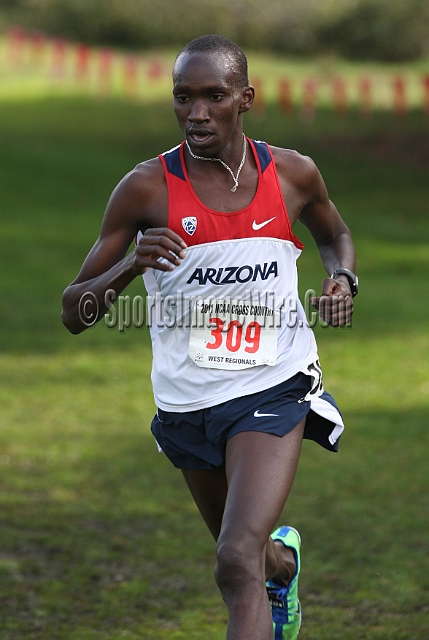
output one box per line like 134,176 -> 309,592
175,95 -> 189,104
211,94 -> 224,102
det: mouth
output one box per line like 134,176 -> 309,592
187,129 -> 214,145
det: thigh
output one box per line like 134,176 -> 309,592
182,465 -> 228,541
218,419 -> 305,553
181,417 -> 305,545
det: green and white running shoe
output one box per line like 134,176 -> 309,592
266,526 -> 302,640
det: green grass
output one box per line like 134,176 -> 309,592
0,85 -> 429,638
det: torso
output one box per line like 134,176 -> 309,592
139,138 -> 319,412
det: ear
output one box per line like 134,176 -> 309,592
238,86 -> 255,114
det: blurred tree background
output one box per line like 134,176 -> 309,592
0,0 -> 428,61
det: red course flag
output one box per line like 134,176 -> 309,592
124,55 -> 139,98
301,78 -> 317,123
251,78 -> 266,118
423,75 -> 429,116
393,75 -> 407,117
30,31 -> 46,67
8,26 -> 26,67
332,76 -> 348,115
147,59 -> 163,80
75,44 -> 90,81
278,79 -> 293,114
98,49 -> 113,95
358,75 -> 373,117
51,38 -> 67,78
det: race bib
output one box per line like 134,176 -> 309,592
188,299 -> 279,370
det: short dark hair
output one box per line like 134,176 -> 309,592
174,34 -> 249,88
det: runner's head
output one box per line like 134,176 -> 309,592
174,35 -> 249,91
173,35 -> 254,157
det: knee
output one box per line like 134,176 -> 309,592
214,535 -> 262,594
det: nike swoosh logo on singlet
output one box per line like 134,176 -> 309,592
252,216 -> 276,230
254,410 -> 280,418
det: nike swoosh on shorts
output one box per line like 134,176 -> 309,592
254,410 -> 279,417
252,216 -> 276,230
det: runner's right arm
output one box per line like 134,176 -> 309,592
61,160 -> 187,334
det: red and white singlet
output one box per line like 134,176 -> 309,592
140,138 -> 319,412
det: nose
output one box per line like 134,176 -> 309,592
188,99 -> 209,123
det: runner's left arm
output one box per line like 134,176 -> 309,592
298,159 -> 356,327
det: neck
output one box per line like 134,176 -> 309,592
218,129 -> 246,163
186,133 -> 247,193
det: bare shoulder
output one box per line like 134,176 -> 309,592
110,156 -> 165,207
270,147 -> 328,206
269,146 -> 322,189
67,157 -> 168,285
102,156 -> 167,232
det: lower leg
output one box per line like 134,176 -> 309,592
216,422 -> 305,639
182,466 -> 275,639
215,539 -> 274,640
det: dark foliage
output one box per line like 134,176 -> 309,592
0,0 -> 428,61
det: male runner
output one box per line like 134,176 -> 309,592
62,35 -> 356,640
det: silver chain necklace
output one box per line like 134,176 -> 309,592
185,133 -> 247,192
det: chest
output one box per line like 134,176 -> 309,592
189,167 -> 258,212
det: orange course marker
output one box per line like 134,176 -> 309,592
332,76 -> 348,115
251,78 -> 266,118
124,55 -> 139,99
147,59 -> 163,80
75,44 -> 90,81
51,38 -> 67,78
8,26 -> 26,67
358,76 -> 373,117
98,49 -> 113,96
301,78 -> 317,123
30,31 -> 46,68
393,75 -> 407,117
278,78 -> 293,114
423,75 -> 429,116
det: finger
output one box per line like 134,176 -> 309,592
321,277 -> 344,297
136,234 -> 186,265
136,256 -> 179,272
144,227 -> 187,250
139,233 -> 186,256
137,240 -> 183,261
319,295 -> 353,326
322,276 -> 353,299
135,246 -> 181,270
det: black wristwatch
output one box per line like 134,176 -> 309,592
331,268 -> 359,297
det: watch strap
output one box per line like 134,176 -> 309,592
331,268 -> 358,297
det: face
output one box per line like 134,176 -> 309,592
172,51 -> 253,157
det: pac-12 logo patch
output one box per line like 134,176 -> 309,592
182,216 -> 197,236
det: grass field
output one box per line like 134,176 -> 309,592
1,58 -> 429,639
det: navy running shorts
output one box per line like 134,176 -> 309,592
151,372 -> 344,470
